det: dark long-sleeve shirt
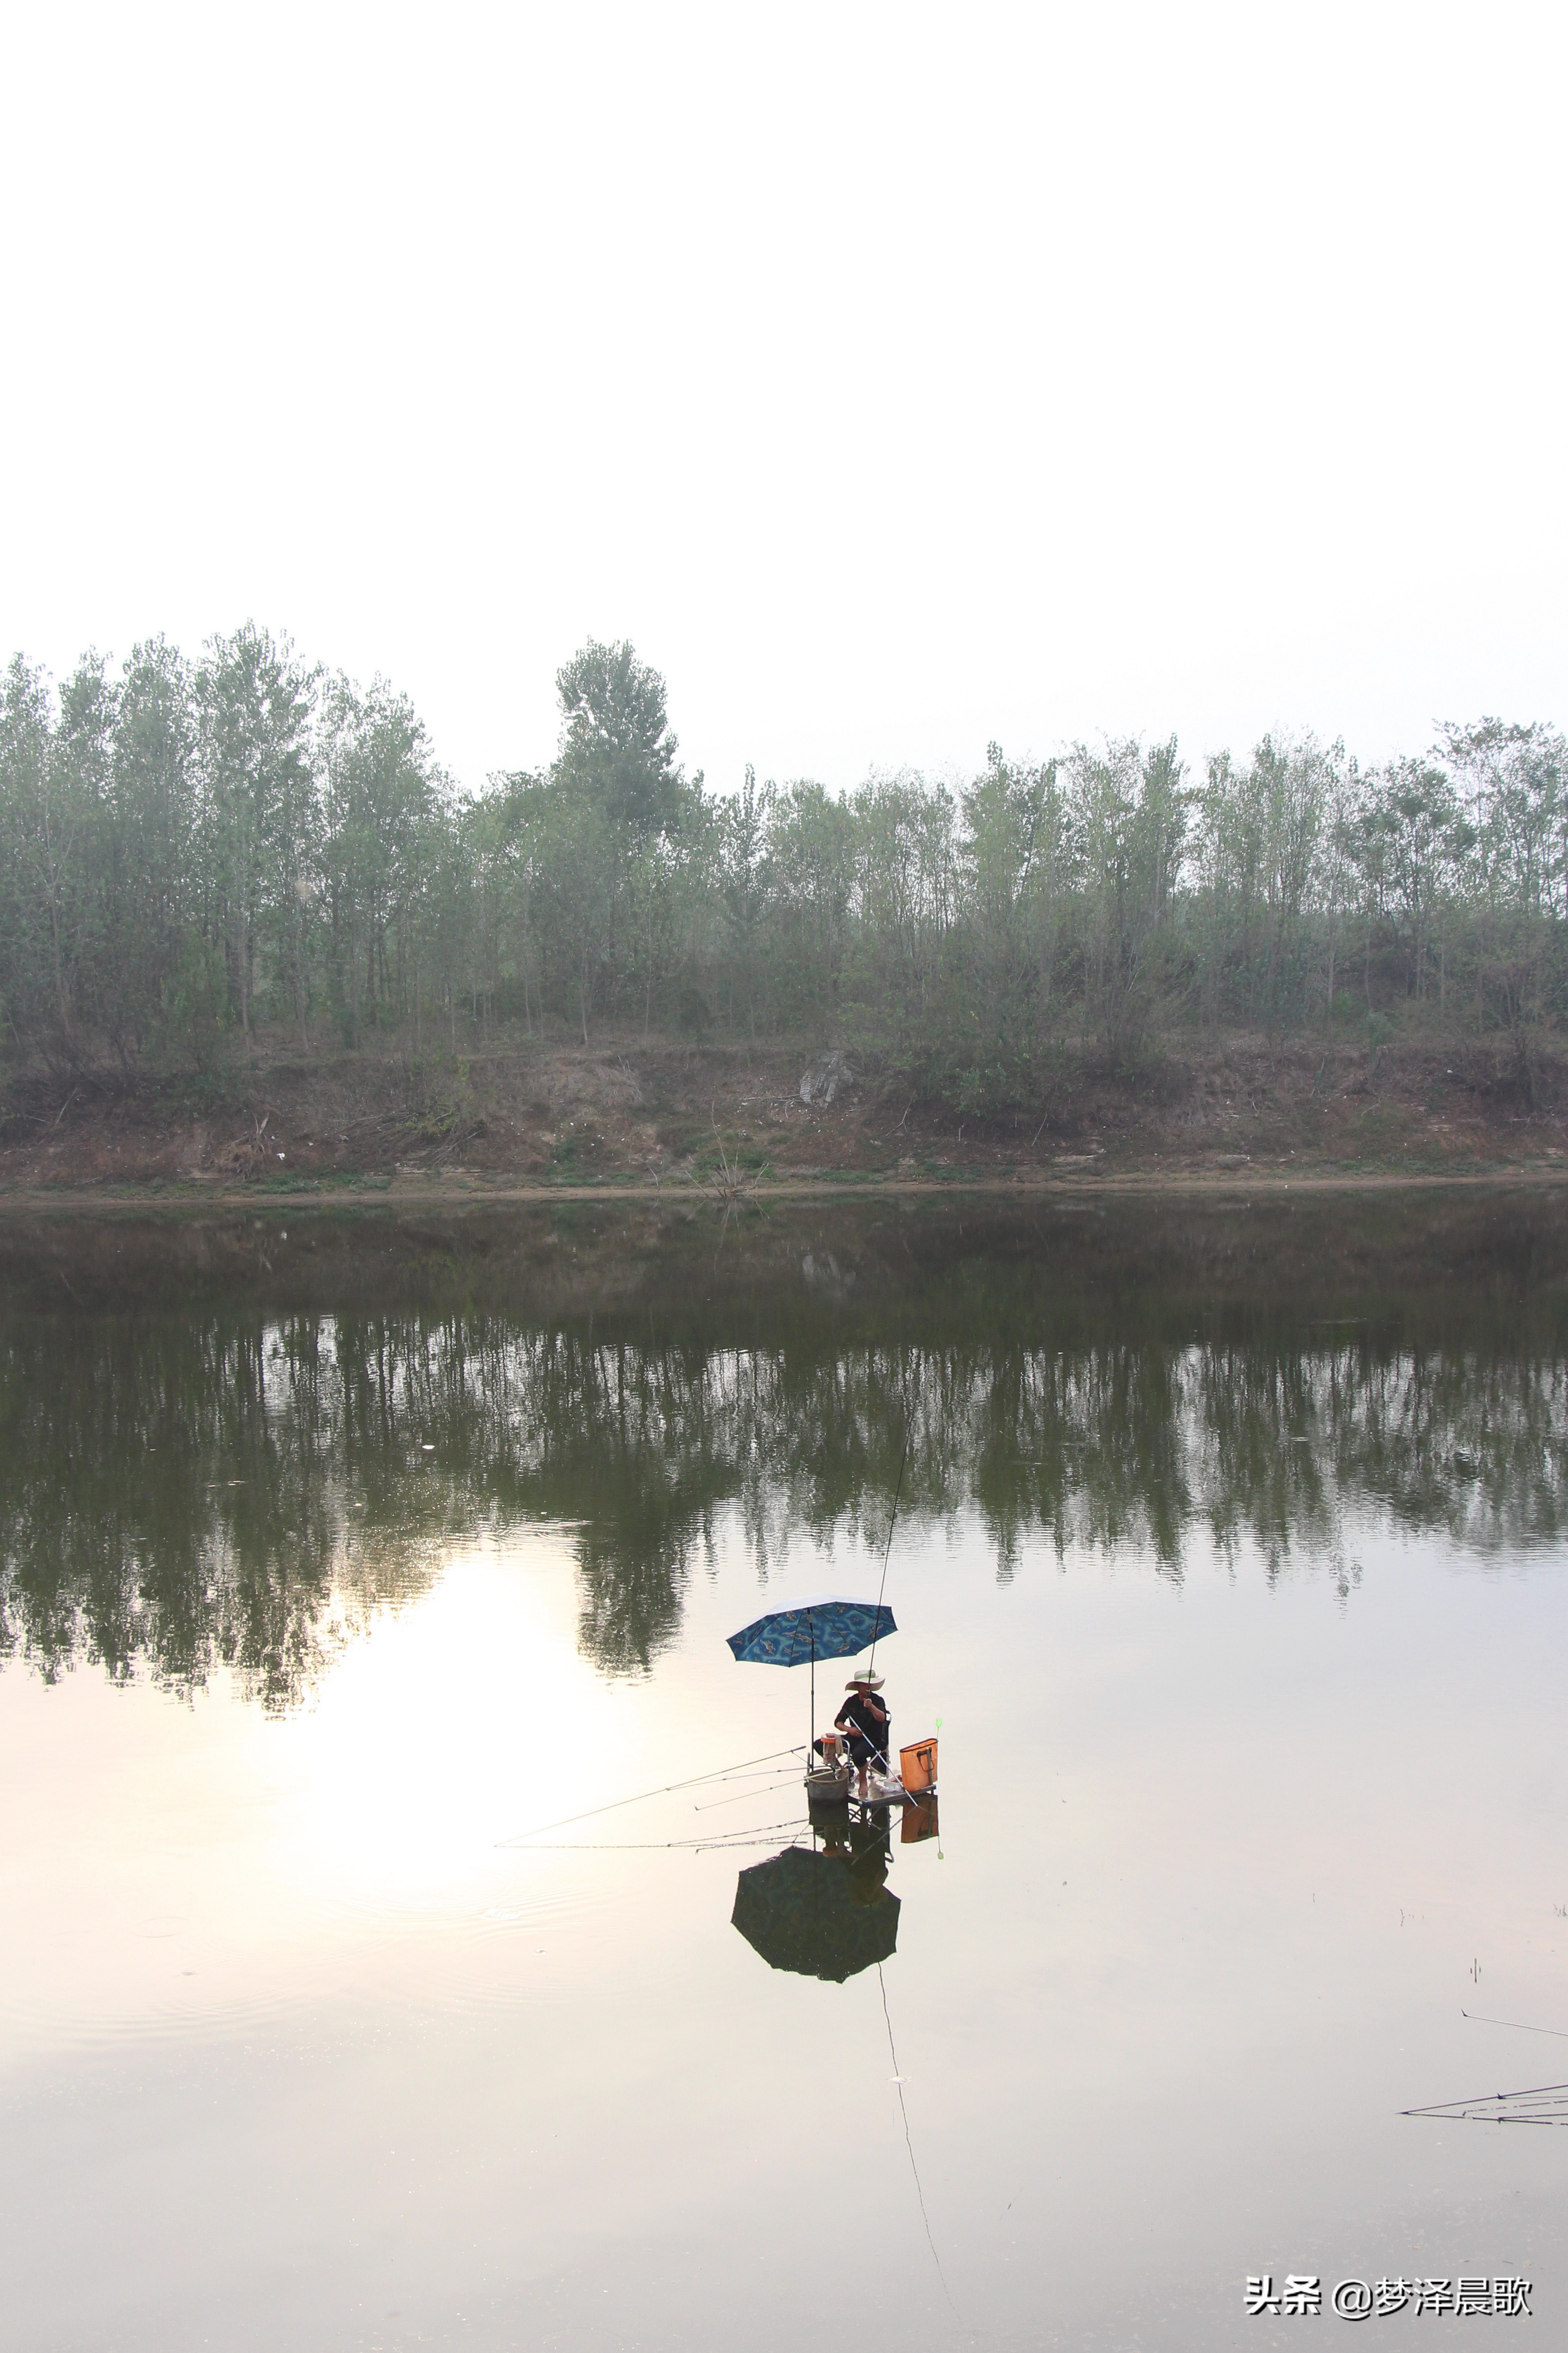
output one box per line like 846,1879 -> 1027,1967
834,1690 -> 890,1762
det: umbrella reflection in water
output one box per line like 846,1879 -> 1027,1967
731,1814 -> 898,1984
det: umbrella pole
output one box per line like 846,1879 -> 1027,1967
810,1627 -> 816,1758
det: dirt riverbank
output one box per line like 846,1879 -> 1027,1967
2,1030 -> 1567,1205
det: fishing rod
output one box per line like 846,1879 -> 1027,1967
496,1744 -> 806,1846
1403,2080 -> 1568,2122
692,1772 -> 812,1814
517,1810 -> 812,1855
1462,2009 -> 1568,2039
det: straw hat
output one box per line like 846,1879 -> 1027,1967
845,1674 -> 884,1691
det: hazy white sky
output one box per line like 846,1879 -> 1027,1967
2,2 -> 1563,795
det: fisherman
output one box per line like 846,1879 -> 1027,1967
834,1673 -> 891,1801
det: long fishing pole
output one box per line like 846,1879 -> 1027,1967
692,1772 -> 811,1814
518,1810 -> 812,1855
1403,2080 -> 1568,2121
496,1745 -> 805,1846
1461,2009 -> 1568,2039
866,1424 -> 909,1679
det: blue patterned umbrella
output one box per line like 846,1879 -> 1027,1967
727,1593 -> 897,1756
726,1593 -> 897,1667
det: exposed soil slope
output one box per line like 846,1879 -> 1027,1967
2,1030 -> 1566,1199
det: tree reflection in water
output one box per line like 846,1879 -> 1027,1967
2,1193 -> 1566,1708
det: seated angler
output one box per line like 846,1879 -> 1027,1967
835,1673 -> 891,1800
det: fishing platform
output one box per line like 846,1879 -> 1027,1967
805,1729 -> 940,1811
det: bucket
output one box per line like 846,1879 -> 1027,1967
900,1736 -> 938,1795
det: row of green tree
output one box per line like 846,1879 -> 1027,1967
1,627 -> 1563,1098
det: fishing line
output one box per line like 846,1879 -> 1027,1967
496,1746 -> 805,1846
879,1962 -> 961,2320
866,1425 -> 909,1678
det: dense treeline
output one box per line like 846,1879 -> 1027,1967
2,626 -> 1564,1106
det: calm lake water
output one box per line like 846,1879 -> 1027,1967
4,1192 -> 1568,2350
